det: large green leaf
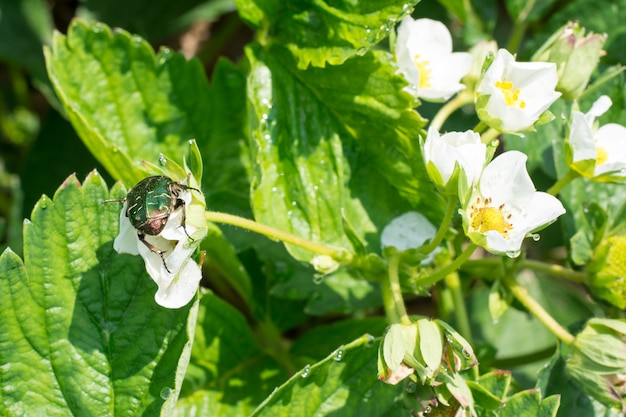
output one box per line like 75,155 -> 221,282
174,291 -> 287,416
44,19 -> 212,186
246,45 -> 440,263
250,334 -> 408,416
235,0 -> 419,69
0,171 -> 197,416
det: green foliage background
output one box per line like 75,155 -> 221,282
1,0 -> 626,416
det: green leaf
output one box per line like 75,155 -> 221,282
0,171 -> 197,416
246,45 -> 371,262
289,317 -> 388,367
235,0 -> 418,69
174,291 -> 286,417
250,334 -> 406,417
44,19 -> 212,186
498,389 -> 560,417
246,45 -> 442,262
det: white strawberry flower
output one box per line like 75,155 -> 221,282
423,127 -> 486,196
567,95 -> 626,181
395,17 -> 471,102
475,49 -> 561,134
461,151 -> 565,256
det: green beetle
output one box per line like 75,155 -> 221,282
110,175 -> 198,272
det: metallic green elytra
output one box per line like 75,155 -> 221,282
125,175 -> 191,236
109,175 -> 198,273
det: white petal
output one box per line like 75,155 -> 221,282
518,192 -> 566,233
154,259 -> 202,309
595,123 -> 626,175
479,151 -> 534,205
569,110 -> 597,162
113,204 -> 140,255
587,95 -> 612,119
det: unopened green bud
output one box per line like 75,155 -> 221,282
533,21 -> 607,100
588,234 -> 626,308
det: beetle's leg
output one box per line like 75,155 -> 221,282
137,232 -> 172,273
173,198 -> 195,242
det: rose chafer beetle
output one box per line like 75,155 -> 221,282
107,175 -> 199,272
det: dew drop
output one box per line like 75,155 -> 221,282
132,35 -> 143,44
333,347 -> 344,361
365,334 -> 375,347
462,348 -> 473,359
40,195 -> 49,209
363,389 -> 373,401
287,210 -> 293,217
301,364 -> 311,378
423,405 -> 432,414
160,387 -> 173,399
158,155 -> 167,166
405,381 -> 416,393
271,186 -> 278,192
261,113 -> 269,121
313,275 -> 324,285
93,23 -> 104,33
532,233 -> 540,241
505,249 -> 521,258
402,3 -> 413,13
291,201 -> 297,207
71,102 -> 81,111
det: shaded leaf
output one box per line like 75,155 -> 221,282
235,0 -> 419,68
250,334 -> 407,417
174,291 -> 286,417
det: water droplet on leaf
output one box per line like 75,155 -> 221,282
158,155 -> 167,166
333,347 -> 344,361
405,381 -> 416,393
301,364 -> 311,378
532,233 -> 540,241
313,275 -> 324,285
505,249 -> 521,258
160,387 -> 173,399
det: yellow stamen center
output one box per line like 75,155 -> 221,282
413,54 -> 432,89
596,144 -> 608,166
469,197 -> 513,238
495,80 -> 526,109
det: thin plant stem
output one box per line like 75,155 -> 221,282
419,197 -> 457,255
415,243 -> 478,288
547,168 -> 580,196
520,259 -> 586,283
205,211 -> 353,263
430,90 -> 474,131
501,273 -> 575,345
385,254 -> 411,325
462,258 -> 587,283
444,271 -> 473,345
480,127 -> 500,145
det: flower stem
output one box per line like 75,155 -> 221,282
480,127 -> 500,145
501,273 -> 575,345
444,271 -> 473,345
205,211 -> 353,263
547,168 -> 580,196
415,243 -> 478,288
430,90 -> 474,131
419,197 -> 457,255
520,259 -> 586,283
383,254 -> 411,325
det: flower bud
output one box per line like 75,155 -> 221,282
532,21 -> 607,100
